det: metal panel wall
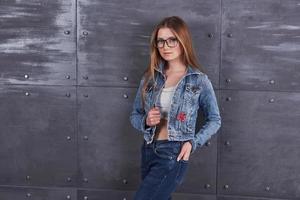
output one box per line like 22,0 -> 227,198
0,0 -> 76,85
0,85 -> 77,187
0,0 -> 299,199
77,0 -> 220,87
221,0 -> 300,92
0,186 -> 77,200
219,90 -> 300,199
77,86 -> 142,190
219,0 -> 300,199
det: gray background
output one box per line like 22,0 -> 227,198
0,0 -> 299,199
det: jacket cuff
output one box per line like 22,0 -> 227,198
189,138 -> 198,154
141,114 -> 153,134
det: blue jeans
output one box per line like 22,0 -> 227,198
134,139 -> 189,200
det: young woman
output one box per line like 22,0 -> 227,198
130,16 -> 221,200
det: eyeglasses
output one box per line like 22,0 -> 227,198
155,37 -> 179,48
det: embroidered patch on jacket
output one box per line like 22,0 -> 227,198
177,112 -> 186,122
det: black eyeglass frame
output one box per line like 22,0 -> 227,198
155,37 -> 179,48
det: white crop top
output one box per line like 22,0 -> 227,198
157,86 -> 176,119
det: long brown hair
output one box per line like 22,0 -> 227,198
141,16 -> 205,108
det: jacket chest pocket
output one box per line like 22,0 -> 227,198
182,84 -> 201,106
178,84 -> 202,133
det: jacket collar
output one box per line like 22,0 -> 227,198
154,60 -> 201,76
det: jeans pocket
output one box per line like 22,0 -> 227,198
179,159 -> 189,163
153,146 -> 175,160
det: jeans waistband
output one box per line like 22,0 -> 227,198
143,139 -> 183,148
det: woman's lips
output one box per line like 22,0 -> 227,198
164,52 -> 172,55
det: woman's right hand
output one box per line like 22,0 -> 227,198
146,106 -> 161,126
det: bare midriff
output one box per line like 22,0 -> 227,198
153,118 -> 169,140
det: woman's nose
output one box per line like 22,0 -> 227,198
163,44 -> 170,49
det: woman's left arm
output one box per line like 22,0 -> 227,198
189,74 -> 222,154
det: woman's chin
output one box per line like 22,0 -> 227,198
162,56 -> 175,61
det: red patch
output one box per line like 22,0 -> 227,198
177,112 -> 186,122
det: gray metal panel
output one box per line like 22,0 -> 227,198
77,86 -> 142,189
0,0 -> 76,85
0,85 -> 77,186
175,90 -> 221,194
0,186 -> 76,200
173,193 -> 216,200
218,90 -> 300,199
78,189 -> 135,200
218,195 -> 287,200
77,0 -> 221,88
77,189 -> 216,200
221,0 -> 300,91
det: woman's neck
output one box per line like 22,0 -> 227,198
165,60 -> 186,73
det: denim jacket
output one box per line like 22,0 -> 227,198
129,62 -> 221,154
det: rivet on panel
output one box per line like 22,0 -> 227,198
25,92 -> 30,96
66,195 -> 71,199
225,78 -> 231,83
123,76 -> 128,81
82,31 -> 88,36
65,75 -> 71,79
24,74 -> 29,79
67,177 -> 72,182
66,136 -> 71,140
223,184 -> 229,189
83,178 -> 88,182
64,30 -> 71,35
26,193 -> 31,197
82,76 -> 88,80
26,175 -> 31,180
65,93 -> 71,97
227,33 -> 232,38
269,98 -> 274,103
123,179 -> 128,184
225,141 -> 230,146
225,97 -> 231,101
123,94 -> 128,99
83,94 -> 88,98
204,183 -> 211,189
84,196 -> 88,200
265,186 -> 270,191
207,33 -> 213,38
123,198 -> 127,200
83,136 -> 88,140
269,79 -> 275,84
205,141 -> 211,146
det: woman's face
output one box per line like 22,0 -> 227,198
156,27 -> 183,62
